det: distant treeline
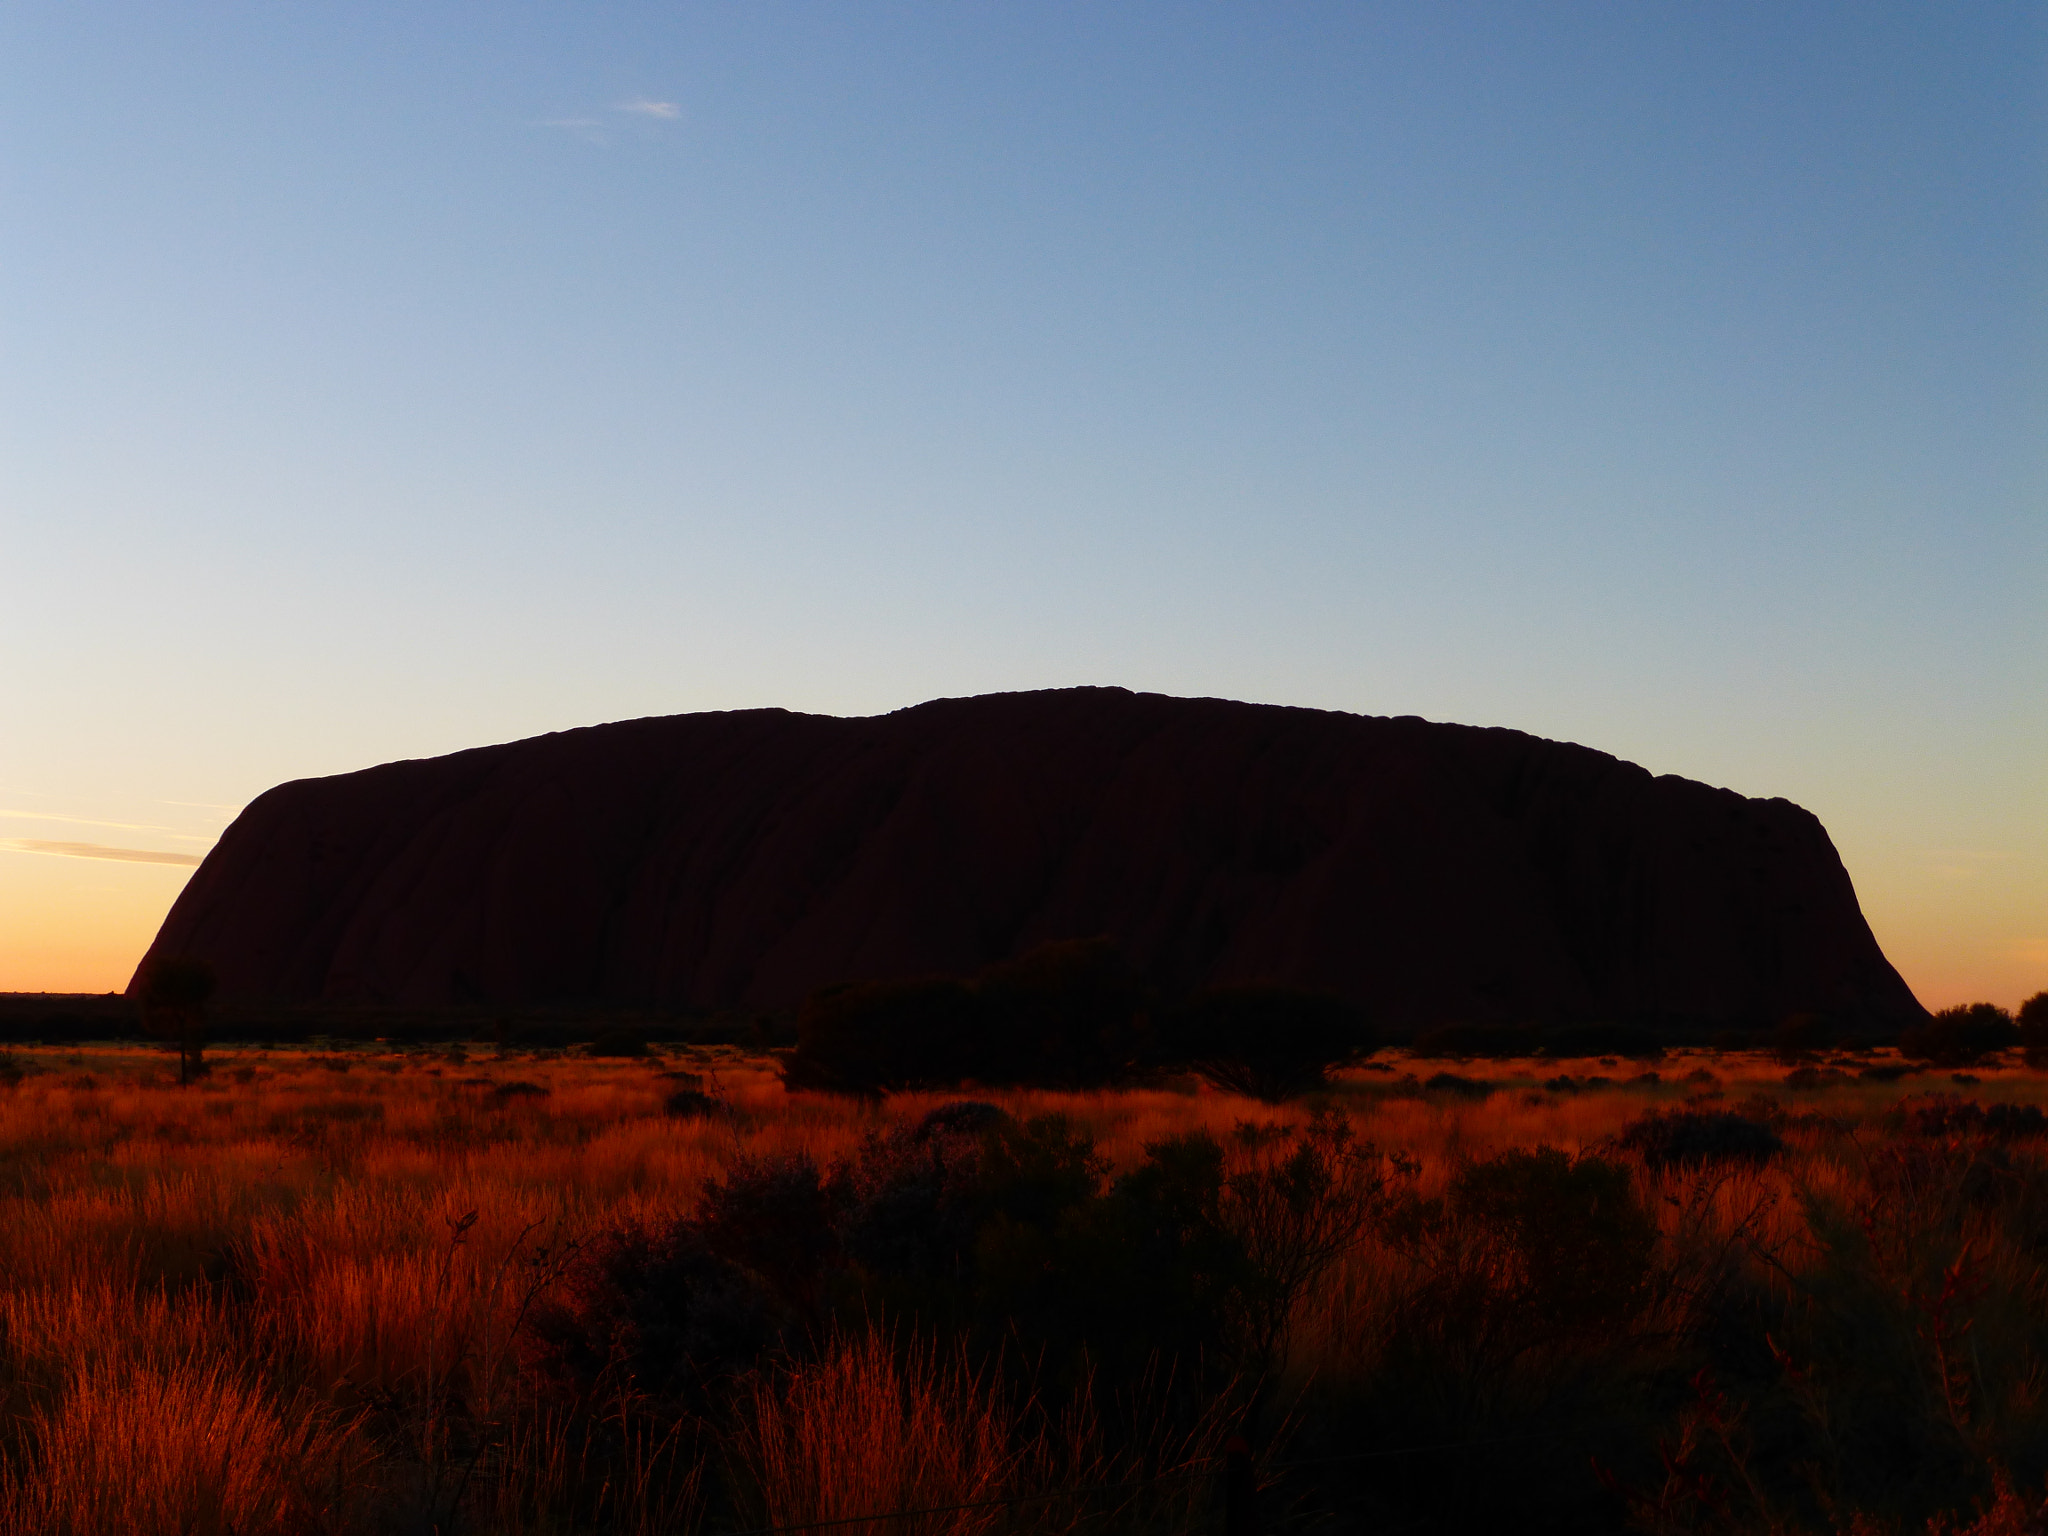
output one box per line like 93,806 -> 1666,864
9,958 -> 2044,1090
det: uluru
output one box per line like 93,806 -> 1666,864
132,687 -> 1925,1032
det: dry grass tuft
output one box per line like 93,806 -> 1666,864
0,1040 -> 2038,1531
0,1357 -> 369,1536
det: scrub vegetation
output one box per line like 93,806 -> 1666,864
0,1024 -> 2046,1533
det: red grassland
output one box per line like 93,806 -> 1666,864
0,1040 -> 2044,1533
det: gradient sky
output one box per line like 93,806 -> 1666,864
2,3 -> 2042,1008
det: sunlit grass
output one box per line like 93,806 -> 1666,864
0,1037 -> 2038,1531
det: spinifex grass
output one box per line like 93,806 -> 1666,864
0,1039 -> 2039,1533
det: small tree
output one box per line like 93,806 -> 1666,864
1773,1011 -> 1833,1063
1898,1001 -> 2017,1068
1156,986 -> 1373,1101
2020,991 -> 2048,1069
135,956 -> 216,1084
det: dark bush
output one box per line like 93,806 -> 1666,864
2019,991 -> 2048,1067
1895,1095 -> 2048,1141
663,1090 -> 721,1119
1409,1022 -> 1539,1060
587,1028 -> 651,1058
848,1108 -> 1372,1380
1423,1072 -> 1495,1100
521,1222 -> 790,1410
1858,1063 -> 1913,1083
1988,1103 -> 2048,1138
1155,986 -> 1372,1101
1784,1066 -> 1850,1090
1616,1109 -> 1785,1170
782,977 -> 980,1095
908,1100 -> 1011,1140
493,1080 -> 550,1101
832,1106 -> 1038,1296
507,1021 -> 587,1050
135,954 -> 216,1084
1899,1002 -> 2018,1067
1383,1147 -> 1658,1394
970,938 -> 1146,1085
695,1154 -> 838,1318
1774,1011 -> 1834,1061
1451,1148 -> 1655,1337
782,941 -> 1151,1096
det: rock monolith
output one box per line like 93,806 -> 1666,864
133,688 -> 1926,1031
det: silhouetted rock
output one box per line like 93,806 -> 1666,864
133,688 -> 1924,1033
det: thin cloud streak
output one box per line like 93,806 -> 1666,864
614,99 -> 680,119
0,809 -> 215,841
3,840 -> 205,866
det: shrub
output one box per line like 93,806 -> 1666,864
1900,1003 -> 2019,1067
134,955 -> 216,1085
1784,1066 -> 1850,1090
969,938 -> 1145,1086
1409,1022 -> 1539,1059
832,1106 -> 1035,1299
908,1100 -> 1010,1140
695,1154 -> 839,1319
1423,1072 -> 1495,1100
507,1021 -> 587,1050
1616,1108 -> 1785,1170
782,941 -> 1150,1095
521,1222 -> 792,1411
1154,986 -> 1372,1101
1382,1147 -> 1658,1401
1895,1095 -> 2048,1141
1447,1148 -> 1655,1341
1774,1011 -> 1834,1061
2019,991 -> 2048,1067
782,977 -> 980,1095
663,1089 -> 721,1119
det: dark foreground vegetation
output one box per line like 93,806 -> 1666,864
0,1012 -> 2047,1533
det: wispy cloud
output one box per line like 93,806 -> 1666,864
534,100 -> 678,147
3,839 -> 204,867
0,808 -> 214,842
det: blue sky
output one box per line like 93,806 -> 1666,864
2,2 -> 2042,1003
